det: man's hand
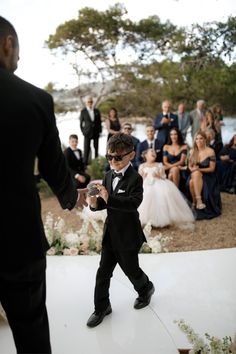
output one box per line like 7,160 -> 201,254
76,188 -> 88,209
161,117 -> 171,124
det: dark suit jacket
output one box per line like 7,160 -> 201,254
64,147 -> 85,176
136,139 -> 162,167
154,112 -> 178,148
0,67 -> 78,269
93,165 -> 146,251
80,107 -> 102,138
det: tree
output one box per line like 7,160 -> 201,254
46,4 -> 236,115
46,3 -> 182,106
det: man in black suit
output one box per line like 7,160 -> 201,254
86,133 -> 155,328
80,96 -> 102,166
0,17 -> 87,353
136,125 -> 162,168
154,100 -> 178,149
64,134 -> 91,188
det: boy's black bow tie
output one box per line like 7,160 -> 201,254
112,171 -> 123,179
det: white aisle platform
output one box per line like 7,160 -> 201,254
1,248 -> 236,354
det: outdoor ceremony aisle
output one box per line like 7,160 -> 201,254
0,248 -> 236,354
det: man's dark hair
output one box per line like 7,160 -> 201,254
107,133 -> 134,153
69,134 -> 78,140
0,16 -> 18,46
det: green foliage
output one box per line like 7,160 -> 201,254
44,82 -> 55,93
45,3 -> 236,114
87,156 -> 107,180
38,179 -> 54,198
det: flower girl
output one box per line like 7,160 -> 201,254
138,148 -> 194,228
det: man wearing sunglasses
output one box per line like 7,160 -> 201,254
86,133 -> 155,328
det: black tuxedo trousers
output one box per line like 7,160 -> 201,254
94,236 -> 149,312
0,258 -> 51,353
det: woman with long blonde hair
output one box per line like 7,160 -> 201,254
187,130 -> 221,219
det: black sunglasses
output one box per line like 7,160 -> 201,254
106,150 -> 133,161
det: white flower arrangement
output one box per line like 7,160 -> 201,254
141,221 -> 173,253
175,319 -> 236,354
44,214 -> 172,256
44,211 -> 103,255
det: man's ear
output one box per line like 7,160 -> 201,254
130,151 -> 136,160
3,35 -> 14,54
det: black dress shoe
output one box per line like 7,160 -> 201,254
134,282 -> 155,310
87,304 -> 112,328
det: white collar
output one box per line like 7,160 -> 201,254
113,162 -> 131,176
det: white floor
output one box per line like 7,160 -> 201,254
1,248 -> 236,354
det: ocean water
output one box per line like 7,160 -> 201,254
56,113 -> 236,156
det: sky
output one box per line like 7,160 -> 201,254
1,0 -> 236,89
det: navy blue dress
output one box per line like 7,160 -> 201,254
163,148 -> 189,193
216,147 -> 236,193
107,118 -> 121,141
188,156 -> 222,220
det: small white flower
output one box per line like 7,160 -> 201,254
63,232 -> 79,247
143,221 -> 152,237
54,217 -> 65,232
47,247 -> 56,256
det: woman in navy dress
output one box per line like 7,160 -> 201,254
105,107 -> 121,141
163,127 -> 188,190
187,130 -> 221,220
217,134 -> 236,194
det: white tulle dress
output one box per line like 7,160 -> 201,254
138,163 -> 194,228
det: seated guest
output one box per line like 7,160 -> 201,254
217,134 -> 236,194
122,122 -> 140,170
187,130 -> 221,220
136,125 -> 162,168
163,127 -> 188,188
64,134 -> 91,188
201,110 -> 222,144
205,128 -> 223,160
138,149 -> 194,228
211,103 -> 224,126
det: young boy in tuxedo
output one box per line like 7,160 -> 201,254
64,134 -> 91,188
86,133 -> 155,328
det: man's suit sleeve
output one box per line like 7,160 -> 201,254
135,141 -> 143,167
80,110 -> 85,134
154,114 -> 167,130
38,94 -> 78,210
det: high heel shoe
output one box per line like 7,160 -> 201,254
196,196 -> 206,209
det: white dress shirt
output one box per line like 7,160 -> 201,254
87,107 -> 95,121
112,162 -> 131,190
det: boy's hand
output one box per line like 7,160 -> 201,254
97,184 -> 109,203
88,195 -> 97,208
76,188 -> 88,209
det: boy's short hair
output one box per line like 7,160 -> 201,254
107,133 -> 134,153
69,134 -> 78,140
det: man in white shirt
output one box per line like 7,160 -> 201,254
79,96 -> 102,166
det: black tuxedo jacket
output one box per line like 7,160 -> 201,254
64,147 -> 85,176
0,67 -> 78,269
80,107 -> 102,138
94,165 -> 146,251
